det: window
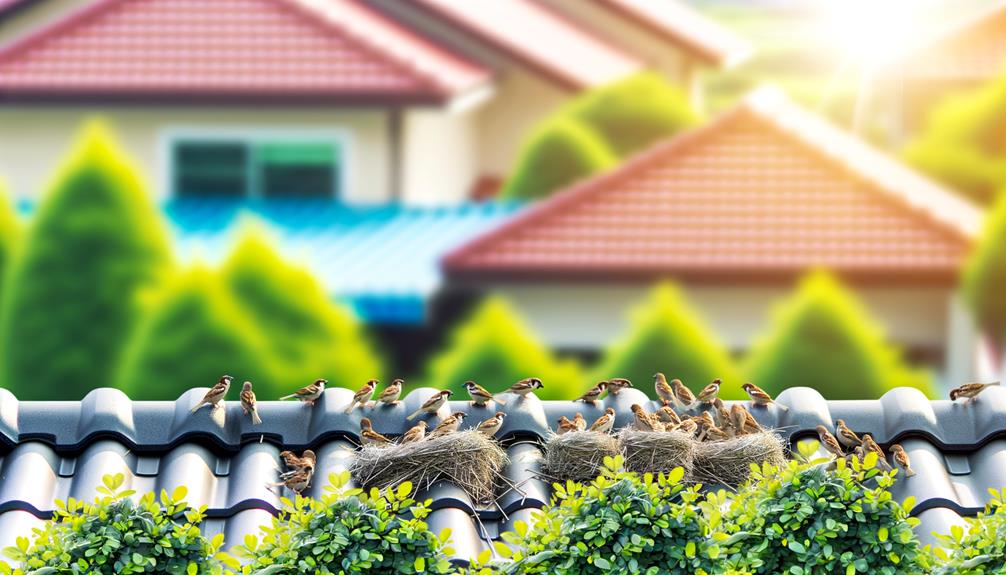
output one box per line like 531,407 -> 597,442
172,138 -> 340,198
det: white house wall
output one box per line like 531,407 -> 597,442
400,106 -> 479,204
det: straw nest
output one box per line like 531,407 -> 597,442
544,431 -> 620,482
350,431 -> 508,503
618,429 -> 695,475
691,431 -> 787,487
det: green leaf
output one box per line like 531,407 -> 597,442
413,557 -> 425,572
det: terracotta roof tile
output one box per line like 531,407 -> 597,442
444,87 -> 981,284
0,0 -> 490,102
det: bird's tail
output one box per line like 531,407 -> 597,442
906,468 -> 916,478
251,410 -> 262,425
344,401 -> 357,414
775,403 -> 790,412
493,395 -> 507,406
407,409 -> 422,421
279,394 -> 295,401
190,403 -> 205,414
990,382 -> 1001,387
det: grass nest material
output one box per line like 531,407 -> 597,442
691,431 -> 787,488
544,431 -> 619,482
350,431 -> 508,504
618,429 -> 695,475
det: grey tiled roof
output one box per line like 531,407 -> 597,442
0,385 -> 1003,562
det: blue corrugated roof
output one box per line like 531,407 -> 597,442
165,199 -> 522,324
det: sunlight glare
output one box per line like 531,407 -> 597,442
821,0 -> 935,69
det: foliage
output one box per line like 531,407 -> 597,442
592,284 -> 742,399
500,116 -> 615,201
498,455 -> 720,575
904,76 -> 1006,205
0,182 -> 19,309
962,195 -> 1006,342
0,473 -> 237,575
743,271 -> 933,400
0,122 -> 172,399
423,297 -> 581,400
221,235 -> 382,398
117,267 -> 273,399
235,470 -> 454,575
930,487 -> 1006,575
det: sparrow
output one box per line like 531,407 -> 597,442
692,379 -> 722,408
477,412 -> 507,438
464,380 -> 498,407
377,379 -> 403,406
631,404 -> 662,432
730,404 -> 761,435
712,398 -> 731,428
674,418 -> 699,437
577,381 -> 607,405
240,381 -> 262,425
860,434 -> 891,470
496,378 -> 544,403
815,425 -> 846,457
344,380 -> 377,414
654,373 -> 678,407
949,382 -> 1000,403
190,375 -> 233,413
271,469 -> 311,494
890,444 -> 916,477
280,379 -> 327,406
742,383 -> 789,411
400,420 -> 427,444
606,378 -> 633,396
359,418 -> 391,447
407,390 -> 453,420
693,412 -> 718,441
655,406 -> 681,427
571,412 -> 586,431
279,450 -> 316,479
671,379 -> 697,408
702,423 -> 731,442
834,419 -> 862,449
429,412 -> 468,438
589,407 -> 616,433
556,416 -> 576,435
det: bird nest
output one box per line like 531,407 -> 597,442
543,431 -> 620,483
618,429 -> 695,476
350,431 -> 508,504
690,431 -> 787,488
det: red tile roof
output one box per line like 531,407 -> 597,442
897,1 -> 1006,80
443,88 -> 981,285
0,0 -> 490,103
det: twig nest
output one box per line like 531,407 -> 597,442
618,429 -> 695,475
544,431 -> 619,482
350,430 -> 508,503
691,431 -> 787,487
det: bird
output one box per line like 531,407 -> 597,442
589,407 -> 616,433
702,423 -> 730,442
655,406 -> 681,427
344,380 -> 377,414
271,469 -> 311,494
190,375 -> 232,413
407,390 -> 453,420
280,379 -> 327,406
815,425 -> 846,457
949,382 -> 1000,403
464,380 -> 498,407
654,373 -> 678,407
742,383 -> 789,411
576,381 -> 607,405
377,379 -> 403,406
670,379 -> 697,409
571,412 -> 586,431
729,404 -> 761,435
240,381 -> 261,425
674,418 -> 699,437
556,416 -> 575,435
860,434 -> 891,470
834,419 -> 862,449
606,378 -> 633,396
279,450 -> 314,474
712,398 -> 731,428
496,378 -> 544,403
477,412 -> 506,438
400,420 -> 427,444
359,418 -> 391,447
889,444 -> 916,477
429,412 -> 468,438
693,412 -> 718,441
631,404 -> 662,432
692,379 -> 722,408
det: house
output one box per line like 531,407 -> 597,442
0,0 -> 748,205
443,87 -> 983,384
0,383 -> 999,560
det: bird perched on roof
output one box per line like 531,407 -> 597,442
655,406 -> 681,427
949,382 -> 999,403
240,381 -> 261,425
606,378 -> 633,396
742,383 -> 788,411
576,381 -> 607,405
860,434 -> 893,470
377,379 -> 403,406
429,412 -> 468,438
571,412 -> 586,431
271,468 -> 312,494
556,416 -> 575,435
190,375 -> 232,413
693,379 -> 722,408
654,373 -> 678,407
815,425 -> 845,458
464,380 -> 497,407
477,412 -> 506,438
589,407 -> 616,433
359,418 -> 391,447
496,378 -> 544,403
400,420 -> 427,444
344,380 -> 377,414
279,450 -> 315,478
631,404 -> 662,432
834,419 -> 861,449
729,404 -> 761,436
280,379 -> 327,406
407,390 -> 453,420
889,444 -> 916,477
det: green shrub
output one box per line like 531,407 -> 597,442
499,117 -> 615,201
235,471 -> 454,574
743,271 -> 933,399
0,473 -> 236,575
0,182 -> 20,308
930,488 -> 1006,575
423,297 -> 581,400
0,121 -> 172,399
499,456 -> 720,575
592,284 -> 742,399
962,195 -> 1006,342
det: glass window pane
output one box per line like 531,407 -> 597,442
174,142 -> 248,197
256,142 -> 338,198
